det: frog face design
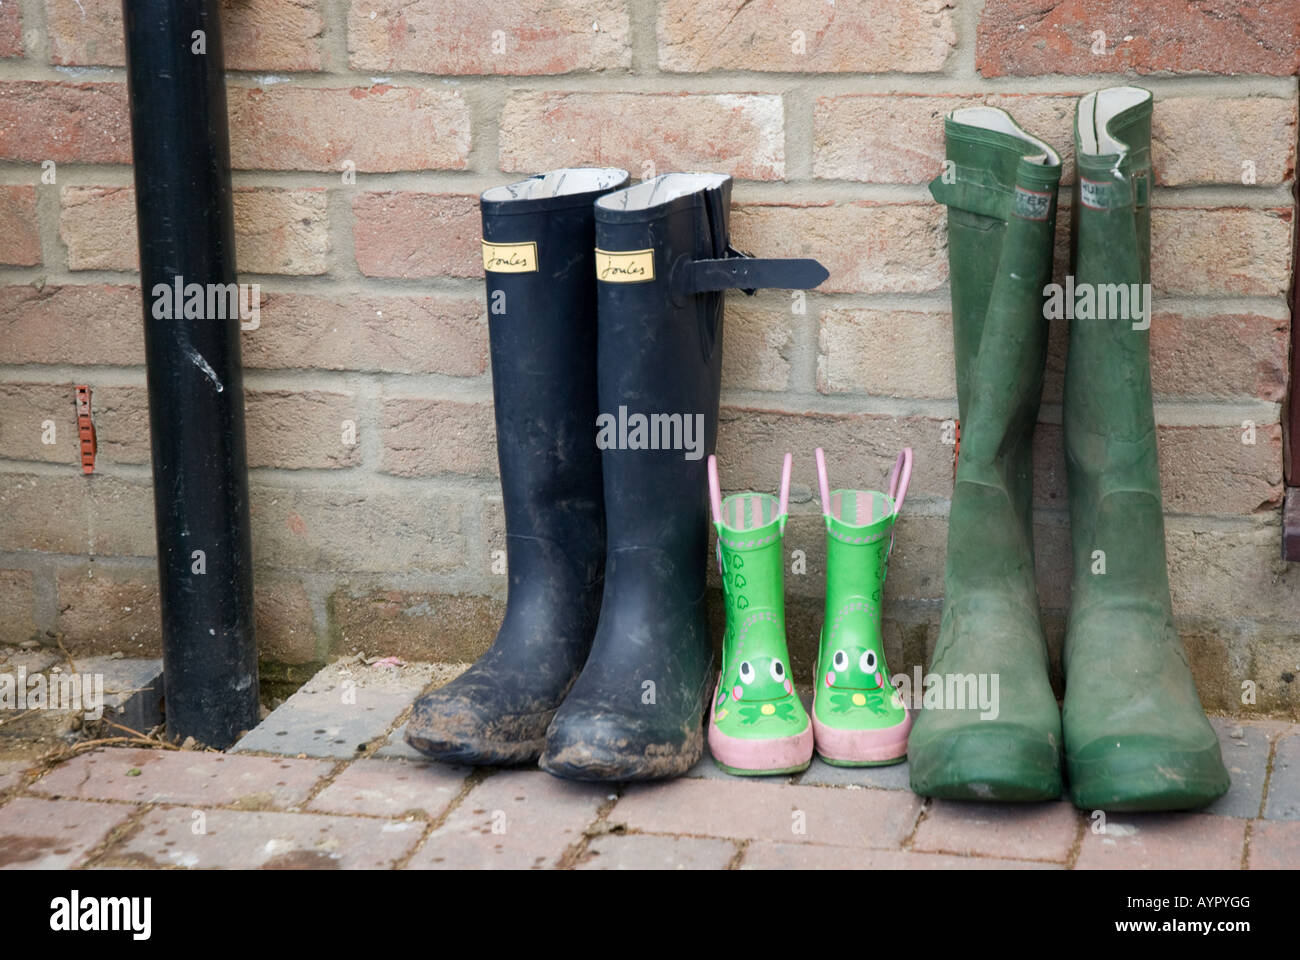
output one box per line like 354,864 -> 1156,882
825,645 -> 884,692
716,655 -> 797,725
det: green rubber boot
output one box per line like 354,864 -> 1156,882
706,454 -> 814,775
1062,87 -> 1229,811
811,447 -> 914,766
909,107 -> 1064,801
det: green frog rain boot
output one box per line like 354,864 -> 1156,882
1062,87 -> 1229,811
907,107 -> 1064,801
707,453 -> 814,775
811,447 -> 914,765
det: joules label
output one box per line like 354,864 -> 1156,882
595,248 -> 655,283
481,240 -> 538,273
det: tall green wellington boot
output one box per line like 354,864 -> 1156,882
1062,87 -> 1229,811
706,453 -> 813,775
811,447 -> 913,765
908,108 -> 1064,800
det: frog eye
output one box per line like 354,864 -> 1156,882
738,661 -> 755,684
769,659 -> 786,683
832,650 -> 848,672
859,649 -> 878,674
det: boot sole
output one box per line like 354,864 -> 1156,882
909,723 -> 1062,802
404,731 -> 546,767
1068,737 -> 1230,812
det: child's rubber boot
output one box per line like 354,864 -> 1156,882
706,454 -> 813,776
811,447 -> 914,766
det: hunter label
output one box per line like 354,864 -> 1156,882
1013,186 -> 1052,221
1079,178 -> 1112,211
481,240 -> 538,273
595,248 -> 655,283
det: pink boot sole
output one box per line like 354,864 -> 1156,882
812,707 -> 913,765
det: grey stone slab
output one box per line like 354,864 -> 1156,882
78,656 -> 164,734
1264,729 -> 1300,821
233,660 -> 435,759
374,722 -> 428,761
1204,717 -> 1274,819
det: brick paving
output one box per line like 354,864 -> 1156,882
0,666 -> 1296,870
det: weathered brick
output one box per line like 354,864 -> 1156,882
243,292 -> 487,376
1031,422 -> 1283,516
1166,517 -> 1299,624
722,296 -> 795,392
254,575 -> 319,665
61,186 -> 330,274
1152,208 -> 1293,298
732,202 -> 946,294
247,390 -> 361,470
31,747 -> 331,806
1153,97 -> 1297,187
499,92 -> 785,181
0,285 -> 144,366
579,834 -> 739,869
227,85 -> 470,172
347,0 -> 630,74
311,758 -> 468,819
352,192 -> 479,279
613,777 -> 923,846
0,473 -> 155,557
249,482 -> 469,573
717,406 -> 951,501
0,81 -> 130,164
0,569 -> 39,645
818,308 -> 954,398
46,0 -> 324,70
1249,821 -> 1300,869
101,807 -> 420,869
55,565 -> 163,656
977,0 -> 1300,77
0,2 -> 20,58
407,769 -> 606,869
0,798 -> 134,869
1045,309 -> 1291,404
658,0 -> 955,73
1075,813 -> 1246,869
741,842 -> 1058,869
328,588 -> 504,661
0,186 -> 40,266
381,397 -> 496,478
914,800 -> 1079,861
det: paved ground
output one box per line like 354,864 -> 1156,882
1,659 -> 1296,869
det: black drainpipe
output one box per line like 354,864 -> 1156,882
122,0 -> 259,746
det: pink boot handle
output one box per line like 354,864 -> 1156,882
707,454 -> 723,526
778,452 -> 792,518
815,447 -> 832,518
888,447 -> 913,517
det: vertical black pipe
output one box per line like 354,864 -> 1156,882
122,0 -> 258,746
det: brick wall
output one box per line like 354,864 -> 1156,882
0,0 -> 1297,714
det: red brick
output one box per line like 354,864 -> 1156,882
740,842 -> 1060,869
46,0 -> 324,71
1152,208 -> 1293,297
1247,820 -> 1300,869
0,81 -> 130,163
913,800 -> 1080,862
658,0 -> 955,73
31,748 -> 332,807
381,397 -> 496,477
310,758 -> 468,819
227,85 -> 470,172
243,291 -> 487,376
1152,97 -> 1297,187
0,1 -> 21,58
0,186 -> 40,266
732,201 -> 946,294
352,192 -> 480,278
102,807 -> 420,869
347,0 -> 630,74
0,473 -> 156,557
254,576 -> 319,665
977,0 -> 1300,77
579,834 -> 738,869
612,778 -> 923,846
0,798 -> 134,870
56,565 -> 163,656
723,297 -> 795,392
818,308 -> 954,398
1075,813 -> 1246,869
246,390 -> 361,469
61,186 -> 331,274
500,92 -> 785,181
0,285 -> 144,366
406,769 -> 606,869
